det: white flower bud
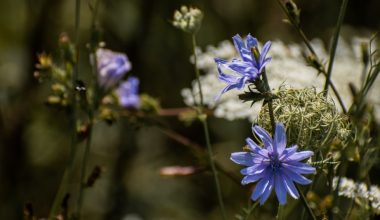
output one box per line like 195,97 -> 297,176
172,5 -> 203,34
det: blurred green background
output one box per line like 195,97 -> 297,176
0,0 -> 379,219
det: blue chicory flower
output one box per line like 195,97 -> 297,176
117,77 -> 140,108
214,34 -> 272,99
96,48 -> 132,89
230,123 -> 316,205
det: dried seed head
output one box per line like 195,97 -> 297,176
257,87 -> 351,151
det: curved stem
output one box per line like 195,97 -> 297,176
191,34 -> 227,220
192,35 -> 204,106
296,185 -> 317,220
202,119 -> 228,219
274,0 -> 347,113
324,0 -> 349,93
276,204 -> 285,220
48,0 -> 81,218
261,70 -> 276,133
243,201 -> 259,220
75,117 -> 93,219
75,43 -> 100,219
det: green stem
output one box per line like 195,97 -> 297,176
261,70 -> 276,133
275,0 -> 317,57
323,0 -> 349,93
202,119 -> 228,220
356,64 -> 380,112
191,34 -> 227,220
243,201 -> 259,220
75,116 -> 93,219
48,170 -> 71,220
48,0 -> 81,219
75,41 -> 100,219
330,156 -> 348,220
276,204 -> 285,220
274,0 -> 347,113
296,185 -> 317,220
191,34 -> 204,106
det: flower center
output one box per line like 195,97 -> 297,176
269,154 -> 281,172
250,47 -> 261,64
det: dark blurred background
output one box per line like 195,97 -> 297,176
0,0 -> 379,219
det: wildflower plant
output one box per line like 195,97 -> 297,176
26,0 -> 380,220
257,87 -> 351,151
172,5 -> 203,34
214,34 -> 272,99
231,123 -> 316,205
96,48 -> 132,90
116,76 -> 140,108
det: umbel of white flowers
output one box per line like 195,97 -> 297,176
172,6 -> 203,34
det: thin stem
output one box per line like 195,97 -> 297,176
243,200 -> 259,220
48,171 -> 71,220
325,156 -> 337,219
158,127 -> 241,184
344,192 -> 355,220
329,81 -> 347,113
75,42 -> 100,219
48,0 -> 81,218
191,34 -> 227,220
91,0 -> 101,27
296,185 -> 317,220
274,0 -> 347,113
324,0 -> 349,93
75,118 -> 93,219
191,34 -> 204,106
330,150 -> 348,220
261,70 -> 276,133
356,64 -> 380,111
276,204 -> 285,220
202,120 -> 228,220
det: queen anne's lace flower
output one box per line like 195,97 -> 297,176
117,77 -> 140,108
96,48 -> 132,89
231,123 -> 316,204
333,177 -> 380,213
214,34 -> 271,99
172,6 -> 203,34
182,37 -> 380,121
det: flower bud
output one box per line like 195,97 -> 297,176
284,0 -> 300,26
46,96 -> 62,105
116,77 -> 140,109
59,32 -> 76,64
96,48 -> 132,89
51,83 -> 66,94
99,107 -> 118,124
172,6 -> 203,34
361,41 -> 369,65
36,53 -> 53,70
86,165 -> 104,187
305,54 -> 325,74
139,94 -> 160,114
160,166 -> 198,176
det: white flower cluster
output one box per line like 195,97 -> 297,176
172,6 -> 203,34
181,37 -> 380,121
333,177 -> 380,213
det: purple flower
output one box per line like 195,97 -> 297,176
96,48 -> 132,89
230,123 -> 316,205
117,77 -> 140,108
214,34 -> 272,99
